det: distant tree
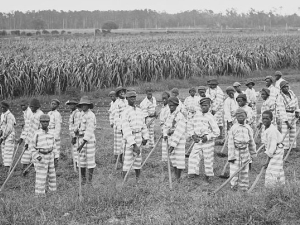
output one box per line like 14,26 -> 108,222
42,29 -> 50,34
31,18 -> 46,30
36,30 -> 41,35
0,30 -> 7,36
11,30 -> 20,36
61,30 -> 66,34
51,30 -> 59,35
101,21 -> 118,33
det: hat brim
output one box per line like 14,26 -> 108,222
78,103 -> 94,109
66,101 -> 78,105
246,82 -> 255,86
116,88 -> 126,94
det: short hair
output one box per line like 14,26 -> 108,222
162,91 -> 170,98
262,110 -> 273,120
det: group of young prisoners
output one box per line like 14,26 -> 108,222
0,71 -> 298,197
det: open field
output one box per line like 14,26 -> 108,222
0,75 -> 300,224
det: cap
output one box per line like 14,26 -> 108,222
274,71 -> 282,76
189,87 -> 196,92
280,80 -> 289,89
235,108 -> 247,116
233,82 -> 241,87
109,91 -> 116,96
198,86 -> 207,91
40,114 -> 50,122
265,76 -> 273,82
199,97 -> 212,105
209,79 -> 218,85
260,88 -> 270,96
51,99 -> 60,105
30,98 -> 41,108
78,96 -> 94,109
127,90 -> 137,98
226,86 -> 235,93
168,97 -> 179,105
236,94 -> 247,101
245,81 -> 255,86
171,88 -> 179,95
115,86 -> 126,95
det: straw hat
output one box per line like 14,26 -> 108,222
78,96 -> 94,109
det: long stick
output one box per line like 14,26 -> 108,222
185,141 -> 195,156
122,155 -> 138,187
22,162 -> 33,176
213,160 -> 251,194
284,128 -> 300,162
146,109 -> 162,128
8,143 -> 20,174
0,146 -> 26,192
166,142 -> 173,190
141,136 -> 162,169
217,135 -> 228,157
220,161 -> 229,176
247,167 -> 265,193
71,141 -> 77,172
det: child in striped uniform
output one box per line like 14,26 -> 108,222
228,108 -> 257,191
224,86 -> 238,131
160,92 -> 170,162
187,98 -> 220,182
245,81 -> 257,129
108,91 -> 117,128
76,96 -> 96,184
233,82 -> 244,100
112,86 -> 128,163
122,90 -> 149,181
262,110 -> 285,188
265,76 -> 280,103
48,99 -> 62,160
140,88 -> 157,149
184,87 -> 200,121
170,88 -> 184,114
20,100 -> 32,130
197,86 -> 207,99
277,81 -> 299,151
19,98 -> 44,171
66,98 -> 81,164
206,79 -> 224,138
236,94 -> 254,127
163,97 -> 187,180
31,114 -> 59,197
0,101 -> 16,172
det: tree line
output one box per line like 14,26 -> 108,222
0,8 -> 300,30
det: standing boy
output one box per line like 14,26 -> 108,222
76,96 -> 97,184
0,101 -> 16,172
184,87 -> 200,123
262,110 -> 285,188
48,99 -> 62,158
163,97 -> 186,181
187,98 -> 220,182
245,81 -> 257,129
20,100 -> 32,130
224,86 -> 238,131
236,94 -> 254,127
108,91 -> 117,128
31,114 -> 59,197
160,92 -> 170,162
228,108 -> 257,191
140,88 -> 157,149
122,90 -> 149,181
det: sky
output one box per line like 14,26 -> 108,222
1,0 -> 300,15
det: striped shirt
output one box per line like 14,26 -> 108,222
268,85 -> 280,103
69,109 -> 82,138
228,123 -> 256,160
22,107 -> 32,127
275,78 -> 285,90
0,110 -> 16,140
206,86 -> 224,112
122,105 -> 149,146
183,96 -> 201,117
163,109 -> 186,148
187,111 -> 220,141
224,97 -> 238,123
77,109 -> 96,142
30,129 -> 59,158
239,105 -> 254,125
140,97 -> 157,118
24,109 -> 44,144
262,124 -> 283,158
113,98 -> 128,130
48,110 -> 62,140
259,97 -> 276,123
277,90 -> 298,122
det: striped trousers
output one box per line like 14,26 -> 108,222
281,112 -> 296,150
214,110 -> 223,127
230,149 -> 250,191
114,127 -> 123,155
21,145 -> 32,165
77,137 -> 96,168
1,135 -> 15,166
123,133 -> 143,171
33,152 -> 56,194
265,147 -> 285,188
188,141 -> 214,176
55,139 -> 61,156
169,136 -> 186,170
145,117 -> 155,148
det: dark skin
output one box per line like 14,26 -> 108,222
262,113 -> 272,168
171,92 -> 179,98
20,104 -> 28,112
162,94 -> 169,106
77,104 -> 90,153
228,113 -> 247,163
236,98 -> 246,107
226,91 -> 235,129
265,79 -> 272,88
51,101 -> 59,111
117,90 -> 126,99
146,91 -> 156,117
127,96 -> 147,155
189,90 -> 196,97
234,86 -> 242,93
281,85 -> 300,119
198,90 -> 206,97
275,75 -> 281,81
257,92 -> 269,129
209,84 -> 217,89
247,84 -> 253,89
192,102 -> 210,144
165,101 -> 178,153
110,94 -> 116,102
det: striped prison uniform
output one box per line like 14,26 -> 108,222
21,107 -> 32,129
108,101 -> 116,127
21,109 -> 44,165
48,110 -> 62,156
113,98 -> 128,155
69,109 -> 82,164
30,129 -> 59,195
184,95 -> 200,139
262,124 -> 285,187
239,105 -> 254,127
206,86 -> 224,127
187,111 -> 220,176
163,109 -> 186,169
277,90 -> 299,150
223,96 -> 238,131
268,85 -> 280,103
228,123 -> 257,191
245,88 -> 257,128
275,78 -> 285,90
160,104 -> 170,162
140,96 -> 157,148
122,105 -> 149,171
76,109 -> 96,168
0,110 -> 16,167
